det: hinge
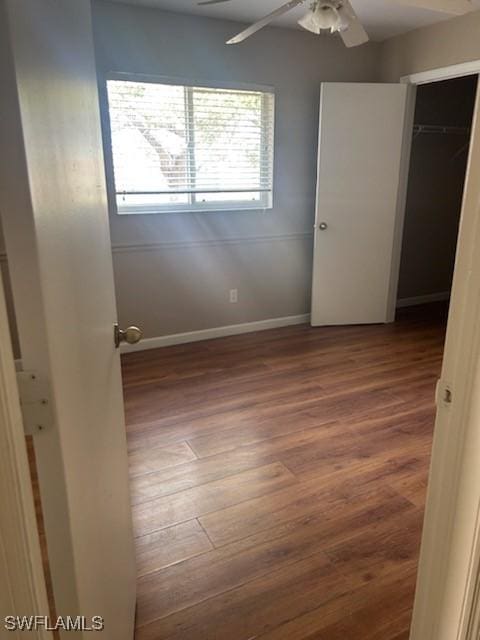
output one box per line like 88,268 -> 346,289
436,378 -> 453,407
16,371 -> 54,435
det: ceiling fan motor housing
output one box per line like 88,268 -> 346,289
298,1 -> 349,33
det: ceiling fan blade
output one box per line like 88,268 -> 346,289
391,0 -> 473,13
338,0 -> 369,47
226,0 -> 305,44
198,0 -> 233,5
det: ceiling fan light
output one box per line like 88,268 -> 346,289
298,4 -> 343,34
298,9 -> 322,34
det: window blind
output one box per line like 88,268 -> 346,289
106,79 -> 275,214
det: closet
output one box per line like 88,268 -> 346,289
396,75 -> 478,311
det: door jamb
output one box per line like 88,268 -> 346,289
386,83 -> 417,322
401,60 -> 480,85
396,60 -> 480,640
0,271 -> 52,639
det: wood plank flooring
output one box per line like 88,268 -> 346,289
121,304 -> 447,640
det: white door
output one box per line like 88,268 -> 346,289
311,83 -> 413,326
0,1 -> 136,638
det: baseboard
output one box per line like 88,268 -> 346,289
120,314 -> 311,353
396,291 -> 450,308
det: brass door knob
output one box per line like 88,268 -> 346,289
114,324 -> 143,348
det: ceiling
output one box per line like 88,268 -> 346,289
108,0 -> 479,41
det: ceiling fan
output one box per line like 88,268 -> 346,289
197,0 -> 474,48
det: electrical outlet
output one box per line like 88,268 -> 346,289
229,289 -> 238,304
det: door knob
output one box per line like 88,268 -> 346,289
319,222 -> 328,231
114,324 -> 143,348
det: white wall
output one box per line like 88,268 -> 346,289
92,1 -> 381,338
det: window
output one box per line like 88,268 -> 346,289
105,78 -> 275,214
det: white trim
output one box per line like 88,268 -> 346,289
111,232 -> 313,254
116,199 -> 273,216
396,291 -> 451,308
386,83 -> 417,322
120,314 -> 310,352
105,71 -> 275,95
0,268 -> 51,638
401,60 -> 480,85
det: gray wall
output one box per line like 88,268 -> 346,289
397,76 -> 477,300
8,3 -> 479,343
380,9 -> 480,82
379,9 -> 480,301
92,1 -> 381,337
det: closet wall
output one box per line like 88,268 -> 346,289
397,75 -> 478,303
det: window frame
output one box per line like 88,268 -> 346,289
102,73 -> 276,216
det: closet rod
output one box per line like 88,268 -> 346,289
413,124 -> 471,135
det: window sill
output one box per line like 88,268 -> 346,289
116,205 -> 273,216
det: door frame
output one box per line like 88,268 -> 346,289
0,271 -> 51,639
398,60 -> 480,640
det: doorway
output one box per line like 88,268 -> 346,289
398,67 -> 480,640
396,75 -> 478,317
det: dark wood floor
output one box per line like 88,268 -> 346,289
121,304 -> 447,640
